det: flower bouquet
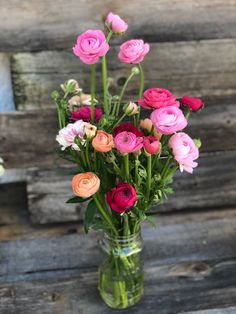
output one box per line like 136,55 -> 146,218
52,12 -> 203,309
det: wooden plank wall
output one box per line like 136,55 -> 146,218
0,0 -> 236,223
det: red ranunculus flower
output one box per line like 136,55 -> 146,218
143,136 -> 160,155
181,96 -> 204,112
71,105 -> 103,122
113,123 -> 143,137
106,182 -> 137,213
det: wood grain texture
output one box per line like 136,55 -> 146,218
1,213 -> 236,313
0,94 -> 236,168
11,39 -> 236,110
25,151 -> 236,223
0,0 -> 236,51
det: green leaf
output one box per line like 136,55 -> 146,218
66,196 -> 88,203
146,215 -> 157,228
84,200 -> 97,233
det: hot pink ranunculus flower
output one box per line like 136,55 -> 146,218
151,106 -> 188,135
118,39 -> 150,64
181,96 -> 204,112
168,132 -> 199,174
143,136 -> 160,155
114,131 -> 143,154
138,88 -> 180,109
105,12 -> 128,34
56,120 -> 85,151
73,30 -> 109,64
71,105 -> 103,122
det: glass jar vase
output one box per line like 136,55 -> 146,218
98,231 -> 144,309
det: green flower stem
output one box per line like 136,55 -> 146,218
94,151 -> 97,171
135,155 -> 139,184
85,141 -> 91,170
161,155 -> 172,180
56,104 -> 62,129
93,194 -> 118,235
106,30 -> 113,43
116,71 -> 136,116
146,154 -> 152,200
123,214 -> 130,237
123,154 -> 129,181
90,64 -> 96,124
137,63 -> 144,125
110,112 -> 128,132
186,108 -> 191,120
102,56 -> 108,116
152,151 -> 161,171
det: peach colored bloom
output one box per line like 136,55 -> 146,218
140,118 -> 153,132
68,94 -> 98,107
84,123 -> 97,139
92,130 -> 114,152
72,172 -> 100,198
154,129 -> 162,140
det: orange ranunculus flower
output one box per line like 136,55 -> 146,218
92,130 -> 114,152
72,172 -> 100,198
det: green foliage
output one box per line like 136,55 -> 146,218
84,200 -> 97,233
66,196 -> 88,203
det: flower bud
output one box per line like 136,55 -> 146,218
131,66 -> 140,75
60,79 -> 82,94
123,102 -> 139,116
84,123 -> 97,139
140,118 -> 153,133
51,90 -> 60,100
194,138 -> 202,148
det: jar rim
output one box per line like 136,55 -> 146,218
103,230 -> 141,243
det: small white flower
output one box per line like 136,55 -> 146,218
56,120 -> 85,151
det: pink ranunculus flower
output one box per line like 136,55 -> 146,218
73,30 -> 109,64
168,132 -> 199,174
138,88 -> 180,109
151,106 -> 188,135
56,120 -> 85,151
118,39 -> 150,64
114,131 -> 143,154
105,12 -> 128,34
71,105 -> 103,122
181,95 -> 204,112
143,136 -> 160,155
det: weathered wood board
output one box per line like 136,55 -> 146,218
12,39 -> 236,110
0,95 -> 235,168
0,53 -> 15,112
1,0 -> 236,52
1,211 -> 236,313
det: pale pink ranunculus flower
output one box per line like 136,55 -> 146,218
56,120 -> 85,151
73,30 -> 109,64
114,131 -> 143,154
105,12 -> 128,34
168,132 -> 199,174
138,88 -> 180,109
118,39 -> 150,64
151,106 -> 187,135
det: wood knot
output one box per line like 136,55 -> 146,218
169,262 -> 212,278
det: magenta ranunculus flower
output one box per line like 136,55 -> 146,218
114,131 -> 143,154
151,106 -> 188,135
106,182 -> 137,213
143,136 -> 160,155
71,105 -> 103,122
73,30 -> 109,64
181,96 -> 204,112
138,88 -> 180,109
168,132 -> 199,174
105,12 -> 128,34
118,39 -> 150,64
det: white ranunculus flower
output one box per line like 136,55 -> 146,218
56,120 -> 85,151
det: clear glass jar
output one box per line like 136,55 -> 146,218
98,231 -> 144,309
